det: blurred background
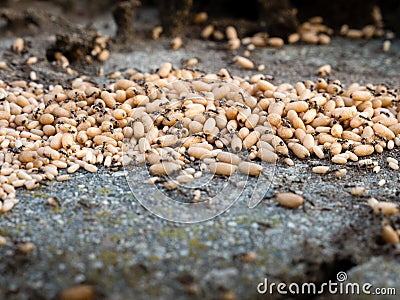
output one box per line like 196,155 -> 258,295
0,0 -> 399,37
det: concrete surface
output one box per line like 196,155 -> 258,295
0,9 -> 400,300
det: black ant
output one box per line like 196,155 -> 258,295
98,109 -> 107,118
208,109 -> 219,114
238,91 -> 246,102
174,107 -> 186,112
282,119 -> 291,128
8,147 -> 21,154
193,132 -> 206,138
312,131 -> 320,137
359,115 -> 371,121
44,99 -> 53,108
33,107 -> 41,119
100,141 -> 106,154
87,91 -> 97,98
58,149 -> 69,157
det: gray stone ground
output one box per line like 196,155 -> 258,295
1,9 -> 400,300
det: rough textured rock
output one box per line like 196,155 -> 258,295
257,0 -> 299,37
158,0 -> 193,35
112,1 -> 137,44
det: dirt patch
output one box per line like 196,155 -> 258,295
112,1 -> 138,44
0,6 -> 75,36
158,0 -> 193,35
257,0 -> 299,37
46,27 -> 99,63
